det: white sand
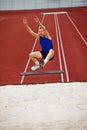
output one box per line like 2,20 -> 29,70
0,82 -> 87,130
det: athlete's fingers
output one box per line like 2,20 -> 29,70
23,17 -> 27,25
34,16 -> 39,23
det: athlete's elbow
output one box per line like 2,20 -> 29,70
43,25 -> 46,30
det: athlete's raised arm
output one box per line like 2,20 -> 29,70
34,16 -> 51,39
23,17 -> 38,38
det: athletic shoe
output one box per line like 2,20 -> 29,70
31,64 -> 40,71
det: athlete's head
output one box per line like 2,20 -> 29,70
38,26 -> 45,36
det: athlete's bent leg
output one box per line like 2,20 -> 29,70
40,49 -> 54,68
29,51 -> 42,71
45,49 -> 54,61
29,51 -> 42,63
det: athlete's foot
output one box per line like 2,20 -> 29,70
31,64 -> 40,71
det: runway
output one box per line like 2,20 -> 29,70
0,7 -> 87,85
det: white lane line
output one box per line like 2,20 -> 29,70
56,14 -> 70,82
20,15 -> 45,84
20,39 -> 37,84
54,14 -> 64,82
66,13 -> 87,45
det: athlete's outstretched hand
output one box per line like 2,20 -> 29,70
23,17 -> 28,25
34,16 -> 40,24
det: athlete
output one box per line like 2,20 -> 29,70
23,16 -> 54,71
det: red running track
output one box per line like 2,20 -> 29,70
0,7 -> 87,85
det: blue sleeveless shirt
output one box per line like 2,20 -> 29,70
39,36 -> 53,51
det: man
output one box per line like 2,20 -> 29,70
23,16 -> 54,71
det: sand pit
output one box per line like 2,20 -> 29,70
0,82 -> 87,130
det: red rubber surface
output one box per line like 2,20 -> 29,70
0,7 -> 87,85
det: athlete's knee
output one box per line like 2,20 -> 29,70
29,52 -> 34,58
49,49 -> 54,56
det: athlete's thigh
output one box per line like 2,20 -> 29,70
31,51 -> 42,58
